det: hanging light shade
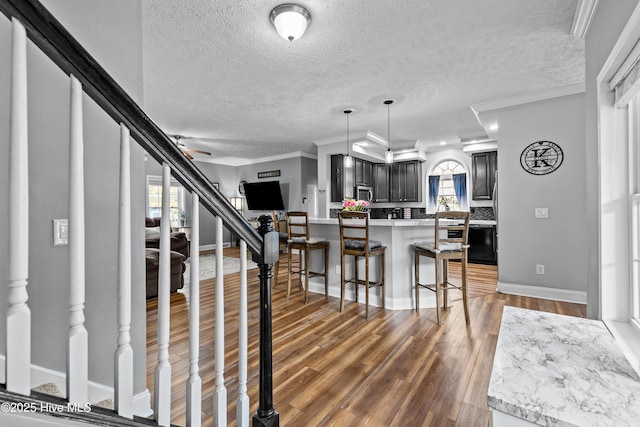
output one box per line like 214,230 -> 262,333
270,4 -> 311,42
343,109 -> 354,168
384,99 -> 394,164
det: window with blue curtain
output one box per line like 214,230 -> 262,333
429,160 -> 467,211
453,173 -> 468,210
428,175 -> 440,212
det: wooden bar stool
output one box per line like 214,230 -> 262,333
286,211 -> 329,303
338,211 -> 386,319
414,211 -> 470,326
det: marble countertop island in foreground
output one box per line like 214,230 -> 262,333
488,306 -> 640,426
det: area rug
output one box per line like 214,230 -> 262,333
183,254 -> 258,287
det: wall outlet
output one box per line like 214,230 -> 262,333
536,264 -> 545,275
535,208 -> 549,219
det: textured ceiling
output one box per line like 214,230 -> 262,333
142,0 -> 584,164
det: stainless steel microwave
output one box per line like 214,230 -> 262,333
355,185 -> 373,202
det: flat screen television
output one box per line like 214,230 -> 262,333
243,180 -> 285,211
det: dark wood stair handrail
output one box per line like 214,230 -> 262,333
0,0 -> 262,258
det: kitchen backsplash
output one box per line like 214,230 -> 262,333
329,206 -> 495,220
469,207 -> 496,220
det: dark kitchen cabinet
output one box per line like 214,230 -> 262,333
468,225 -> 497,265
448,225 -> 497,265
390,160 -> 421,202
373,163 -> 390,202
331,154 -> 355,202
355,158 -> 373,186
472,151 -> 497,200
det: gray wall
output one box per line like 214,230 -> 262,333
192,161 -> 237,246
585,0 -> 640,318
237,157 -> 309,216
300,156 -> 318,210
496,93 -> 588,293
0,0 -> 146,394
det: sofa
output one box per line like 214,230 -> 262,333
145,217 -> 189,298
145,248 -> 186,298
145,217 -> 189,258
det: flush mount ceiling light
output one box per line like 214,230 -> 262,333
270,4 -> 311,42
384,99 -> 395,164
343,108 -> 354,168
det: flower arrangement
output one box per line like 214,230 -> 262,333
438,196 -> 455,210
342,199 -> 370,212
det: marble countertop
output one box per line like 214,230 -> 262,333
309,218 -> 496,227
488,306 -> 640,426
469,219 -> 497,226
309,218 -> 435,226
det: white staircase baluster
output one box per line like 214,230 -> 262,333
154,163 -> 172,426
236,239 -> 249,427
186,193 -> 201,427
213,215 -> 227,426
67,74 -> 88,404
115,123 -> 133,418
6,17 -> 31,396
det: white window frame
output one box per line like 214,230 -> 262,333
597,2 -> 640,374
429,159 -> 467,211
630,97 -> 640,329
146,175 -> 186,225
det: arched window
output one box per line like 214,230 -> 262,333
429,160 -> 467,211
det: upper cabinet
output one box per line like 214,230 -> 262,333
373,163 -> 390,202
330,154 -> 355,202
355,158 -> 373,187
472,151 -> 497,200
390,160 -> 422,202
332,155 -> 422,203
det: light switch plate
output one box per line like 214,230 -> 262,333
535,208 -> 549,219
53,219 -> 68,246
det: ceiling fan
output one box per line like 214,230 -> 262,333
170,135 -> 212,160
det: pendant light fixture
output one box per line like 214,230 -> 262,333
384,99 -> 394,164
343,108 -> 354,168
270,4 -> 311,42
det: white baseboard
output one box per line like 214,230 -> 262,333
132,389 -> 153,417
497,282 -> 587,304
0,355 -> 153,417
305,279 -> 437,310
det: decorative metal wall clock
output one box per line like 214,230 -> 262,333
520,141 -> 564,175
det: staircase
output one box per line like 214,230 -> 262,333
0,0 -> 279,425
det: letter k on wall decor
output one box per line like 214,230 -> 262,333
520,141 -> 564,175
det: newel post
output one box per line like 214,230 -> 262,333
252,215 -> 280,427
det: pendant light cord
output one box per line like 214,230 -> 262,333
387,102 -> 391,151
347,112 -> 350,157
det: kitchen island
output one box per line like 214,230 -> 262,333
301,218 -> 450,310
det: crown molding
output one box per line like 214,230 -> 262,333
570,0 -> 600,38
313,131 -> 387,148
462,141 -> 498,153
471,83 -> 586,114
195,151 -> 317,167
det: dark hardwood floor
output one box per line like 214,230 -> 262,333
146,248 -> 586,426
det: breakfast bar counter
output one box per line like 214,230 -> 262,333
303,217 -> 443,310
